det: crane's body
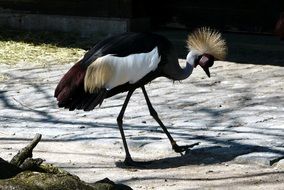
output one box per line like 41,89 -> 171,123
55,28 -> 227,166
55,32 -> 192,111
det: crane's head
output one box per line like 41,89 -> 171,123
186,27 -> 227,77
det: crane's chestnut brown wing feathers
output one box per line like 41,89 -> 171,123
54,32 -> 171,111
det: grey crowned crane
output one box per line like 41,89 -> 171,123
54,27 -> 227,166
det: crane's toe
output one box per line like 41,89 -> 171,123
116,157 -> 153,168
172,142 -> 200,154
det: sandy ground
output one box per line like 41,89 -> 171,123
0,59 -> 283,189
1,30 -> 284,190
1,140 -> 283,190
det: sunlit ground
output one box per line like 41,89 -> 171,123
0,40 -> 85,65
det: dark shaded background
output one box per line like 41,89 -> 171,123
0,0 -> 284,66
0,0 -> 283,33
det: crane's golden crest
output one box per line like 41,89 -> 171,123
187,27 -> 227,60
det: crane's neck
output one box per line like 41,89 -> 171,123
175,50 -> 202,80
176,61 -> 194,80
163,49 -> 201,81
186,51 -> 199,68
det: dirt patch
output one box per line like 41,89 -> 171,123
0,74 -> 9,82
0,29 -> 106,66
0,40 -> 85,65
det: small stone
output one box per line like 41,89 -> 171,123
234,152 -> 283,166
276,159 -> 284,169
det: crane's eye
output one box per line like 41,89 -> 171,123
198,54 -> 215,68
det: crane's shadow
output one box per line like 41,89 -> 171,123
114,144 -> 274,169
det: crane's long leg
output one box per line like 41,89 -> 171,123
117,89 -> 134,165
117,89 -> 154,167
141,86 -> 199,154
117,90 -> 151,167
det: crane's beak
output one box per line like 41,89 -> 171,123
198,54 -> 214,78
202,66 -> 211,78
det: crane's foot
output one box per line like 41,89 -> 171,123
116,156 -> 153,168
172,142 -> 200,154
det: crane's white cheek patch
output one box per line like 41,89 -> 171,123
105,47 -> 161,90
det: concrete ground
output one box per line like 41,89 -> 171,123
0,32 -> 284,189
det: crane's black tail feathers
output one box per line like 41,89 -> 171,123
54,63 -> 107,111
58,89 -> 107,111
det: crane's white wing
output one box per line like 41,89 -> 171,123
84,47 -> 161,93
